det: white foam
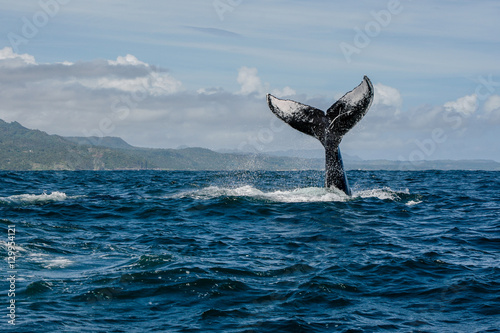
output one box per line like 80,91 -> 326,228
1,191 -> 67,205
28,253 -> 74,269
352,187 -> 407,201
43,258 -> 73,269
176,185 -> 416,203
266,187 -> 348,203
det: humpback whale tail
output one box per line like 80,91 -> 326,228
267,76 -> 374,195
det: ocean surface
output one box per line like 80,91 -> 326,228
1,170 -> 499,333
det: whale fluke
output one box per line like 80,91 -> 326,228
267,76 -> 374,195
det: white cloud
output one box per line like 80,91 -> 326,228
368,83 -> 403,118
0,49 -> 184,96
236,66 -> 295,98
108,54 -> 148,67
483,95 -> 500,121
373,84 -> 402,108
105,54 -> 183,95
79,71 -> 183,96
484,95 -> 500,114
444,94 -> 478,116
271,86 -> 296,98
237,66 -> 265,95
196,87 -> 224,95
0,47 -> 36,67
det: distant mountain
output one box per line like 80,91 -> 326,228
0,119 -> 153,170
0,119 -> 321,171
1,119 -> 499,171
64,136 -> 134,149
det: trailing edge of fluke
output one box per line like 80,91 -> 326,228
266,76 -> 374,195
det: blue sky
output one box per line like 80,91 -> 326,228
1,0 -> 499,162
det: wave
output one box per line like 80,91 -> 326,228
175,185 -> 418,204
0,191 -> 68,205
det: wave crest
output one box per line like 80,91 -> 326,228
0,191 -> 67,205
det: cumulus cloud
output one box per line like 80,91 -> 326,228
0,47 -> 36,67
237,66 -> 295,98
484,95 -> 500,113
373,83 -> 402,111
108,54 -> 148,66
79,69 -> 183,95
96,54 -> 183,95
0,50 -> 183,97
368,83 -> 404,120
443,94 -> 478,116
0,49 -> 184,143
483,94 -> 500,121
271,86 -> 296,98
237,66 -> 264,95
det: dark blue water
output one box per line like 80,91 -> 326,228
1,170 -> 499,332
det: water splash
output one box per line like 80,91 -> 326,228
177,185 -> 414,203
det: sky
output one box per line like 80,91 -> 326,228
0,0 -> 499,162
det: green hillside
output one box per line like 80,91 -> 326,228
0,119 -> 322,171
0,120 -> 146,170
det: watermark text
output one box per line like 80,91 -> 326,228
6,224 -> 17,326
